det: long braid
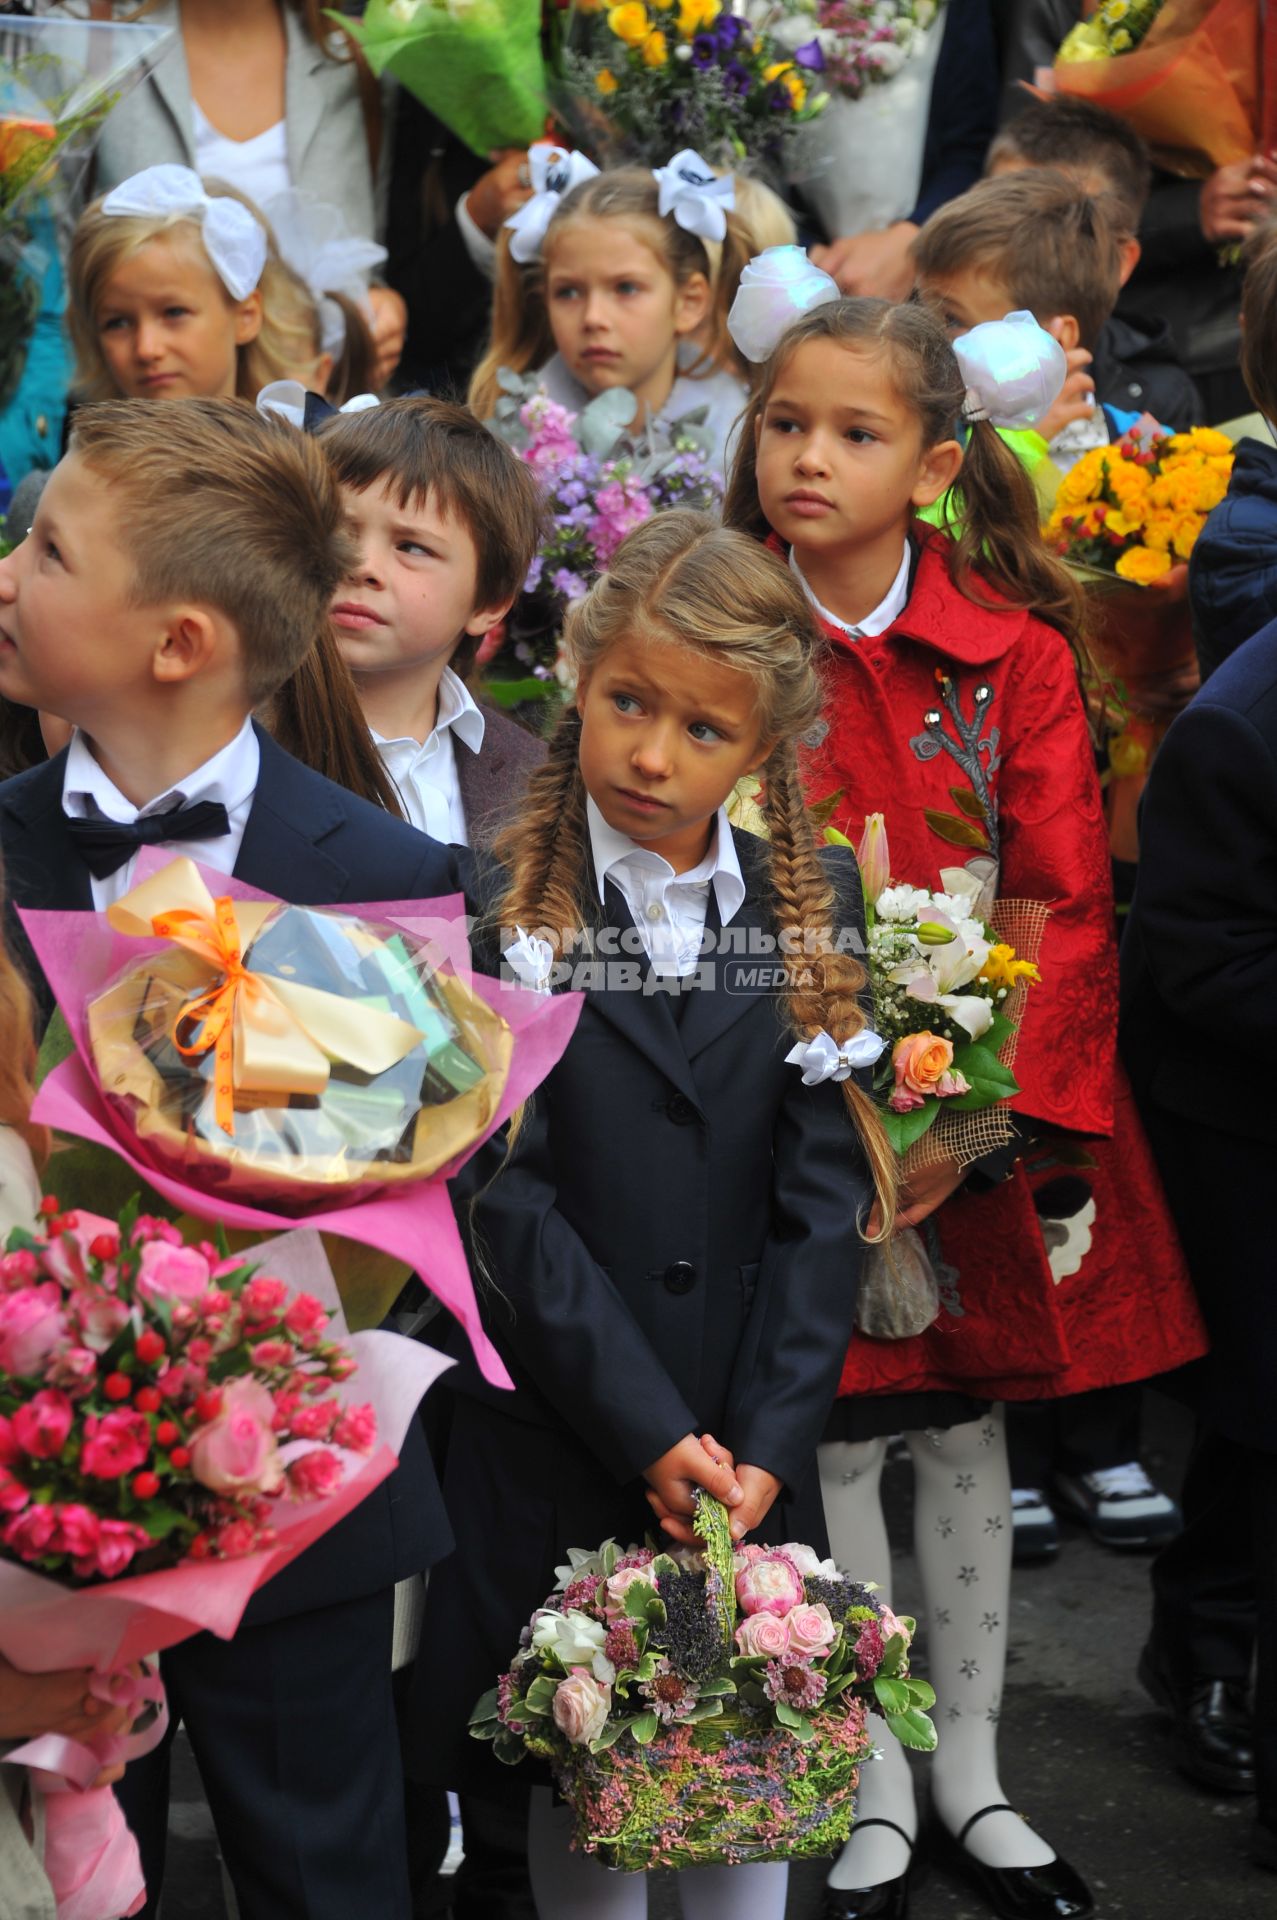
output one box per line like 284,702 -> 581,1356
763,754 -> 898,1232
492,707 -> 592,958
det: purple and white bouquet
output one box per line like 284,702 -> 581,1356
481,378 -> 721,699
470,1493 -> 935,1871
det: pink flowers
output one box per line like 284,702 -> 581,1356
12,1388 -> 74,1459
240,1276 -> 289,1324
189,1381 -> 284,1497
286,1449 -> 344,1501
0,1282 -> 65,1376
80,1410 -> 151,1481
735,1601 -> 836,1660
734,1611 -> 791,1658
332,1404 -> 377,1454
735,1550 -> 805,1618
762,1657 -> 828,1713
552,1667 -> 611,1746
136,1241 -> 211,1305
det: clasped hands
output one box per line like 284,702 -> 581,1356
0,1652 -> 146,1789
643,1433 -> 781,1549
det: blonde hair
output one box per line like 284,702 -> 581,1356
468,166 -> 756,419
493,509 -> 897,1228
0,860 -> 49,1166
68,177 -> 373,402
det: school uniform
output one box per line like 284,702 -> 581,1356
371,666 -> 546,851
0,722 -> 458,1920
404,811 -> 876,1797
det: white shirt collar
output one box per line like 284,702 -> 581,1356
63,715 -> 260,823
586,795 -> 746,924
789,540 -> 911,641
369,666 -> 486,758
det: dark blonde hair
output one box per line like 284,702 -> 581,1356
494,510 -> 897,1227
1241,213 -> 1277,422
912,170 -> 1123,353
986,98 -> 1152,235
722,297 -> 1086,644
0,860 -> 49,1164
468,166 -> 755,419
69,397 -> 359,705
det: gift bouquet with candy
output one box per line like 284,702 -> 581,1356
470,1492 -> 935,1871
22,853 -> 580,1382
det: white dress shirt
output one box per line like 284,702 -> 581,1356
790,540 -> 912,642
62,717 -> 260,909
190,101 -> 292,208
370,668 -> 485,845
587,796 -> 746,979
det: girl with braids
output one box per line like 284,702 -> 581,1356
468,156 -> 753,471
411,510 -> 892,1920
723,283 -> 1206,1920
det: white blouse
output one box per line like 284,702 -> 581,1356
191,101 -> 291,207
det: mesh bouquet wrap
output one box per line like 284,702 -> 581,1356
21,855 -> 582,1387
471,1494 -> 936,1872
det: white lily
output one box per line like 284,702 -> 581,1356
887,912 -> 994,1038
531,1608 -> 608,1668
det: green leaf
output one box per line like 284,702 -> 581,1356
773,1700 -> 802,1730
905,1679 -> 937,1710
873,1676 -> 911,1714
824,826 -> 852,847
698,1677 -> 737,1698
880,1101 -> 941,1156
630,1711 -> 660,1746
588,1717 -> 636,1753
469,1689 -> 500,1726
948,786 -> 987,821
923,809 -> 990,851
942,1041 -> 1022,1110
680,1700 -> 724,1725
878,1632 -> 908,1678
492,1730 -> 528,1766
807,787 -> 845,831
479,677 -> 561,711
523,1675 -> 557,1716
885,1706 -> 939,1752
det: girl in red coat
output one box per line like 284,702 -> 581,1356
723,283 -> 1206,1920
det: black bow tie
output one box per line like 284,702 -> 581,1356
66,799 -> 232,880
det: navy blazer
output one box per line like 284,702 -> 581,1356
448,831 -> 875,1496
0,723 -> 457,1621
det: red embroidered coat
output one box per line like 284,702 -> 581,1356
798,530 -> 1207,1401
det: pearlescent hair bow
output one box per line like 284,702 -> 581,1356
101,163 -> 267,301
785,1027 -> 886,1087
502,928 -> 555,995
953,311 -> 1068,431
727,244 -> 841,365
255,382 -> 380,431
260,188 -> 387,358
504,145 -> 600,264
652,149 -> 735,245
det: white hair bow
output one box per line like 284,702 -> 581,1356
652,149 -> 735,245
101,163 -> 267,301
260,188 -> 387,358
502,928 -> 555,995
255,382 -> 380,430
953,311 -> 1069,431
726,244 -> 841,365
504,145 -> 600,265
785,1027 -> 886,1086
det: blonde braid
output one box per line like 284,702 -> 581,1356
492,707 -> 592,958
763,754 -> 898,1234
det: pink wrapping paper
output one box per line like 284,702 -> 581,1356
0,1229 -> 451,1920
21,857 -> 582,1390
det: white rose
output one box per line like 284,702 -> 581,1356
552,1669 -> 612,1747
531,1608 -> 607,1668
776,1542 -> 839,1579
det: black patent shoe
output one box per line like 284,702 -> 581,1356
823,1818 -> 918,1919
1137,1642 -> 1256,1794
930,1805 -> 1094,1920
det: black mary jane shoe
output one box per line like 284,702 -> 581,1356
930,1804 -> 1094,1920
823,1818 -> 920,1919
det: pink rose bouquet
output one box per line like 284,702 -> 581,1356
471,1494 -> 935,1872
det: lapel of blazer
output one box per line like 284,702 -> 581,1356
454,733 -> 507,850
678,828 -> 779,1062
284,7 -> 332,183
0,750 -> 93,910
145,2 -> 197,165
572,880 -> 702,1109
232,726 -> 350,901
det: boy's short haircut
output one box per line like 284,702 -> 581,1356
319,396 -> 546,646
912,170 -> 1124,353
69,398 -> 356,706
1240,215 -> 1277,423
987,97 -> 1152,235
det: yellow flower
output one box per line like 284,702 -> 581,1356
608,3 -> 650,47
642,27 -> 667,64
595,66 -> 619,92
781,68 -> 807,108
1108,730 -> 1148,779
980,945 -> 1041,991
676,0 -> 719,34
763,60 -> 793,82
1115,544 -> 1173,585
1171,515 -> 1203,560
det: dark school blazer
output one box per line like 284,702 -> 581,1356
0,721 -> 459,1621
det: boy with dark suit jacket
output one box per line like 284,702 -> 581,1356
321,395 -> 547,854
0,397 -> 458,1920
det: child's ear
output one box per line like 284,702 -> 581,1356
151,607 -> 221,685
1050,312 -> 1082,354
673,271 -> 712,340
234,290 -> 264,347
312,349 -> 335,396
1117,235 -> 1141,287
744,736 -> 777,778
912,437 -> 964,510
463,598 -> 514,640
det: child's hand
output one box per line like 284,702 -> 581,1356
866,1157 -> 967,1238
0,1653 -> 135,1745
732,1465 -> 784,1542
366,285 -> 408,389
644,1431 -> 743,1547
810,223 -> 919,302
1036,327 -> 1096,445
1199,153 -> 1277,245
466,149 -> 535,240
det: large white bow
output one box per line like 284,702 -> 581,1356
255,381 -> 380,429
954,311 -> 1068,431
504,145 -> 600,265
652,149 -> 735,245
502,927 -> 556,995
785,1027 -> 886,1086
727,244 -> 841,365
101,163 -> 267,301
260,187 -> 387,356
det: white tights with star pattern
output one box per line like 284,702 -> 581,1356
820,1408 -> 1058,1891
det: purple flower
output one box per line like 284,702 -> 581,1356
691,32 -> 719,68
639,1656 -> 701,1725
794,37 -> 826,71
551,567 -> 588,600
722,61 -> 752,96
714,15 -> 745,47
523,554 -> 544,593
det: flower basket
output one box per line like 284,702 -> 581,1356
471,1493 -> 936,1871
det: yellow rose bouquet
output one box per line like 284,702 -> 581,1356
1044,423 -> 1233,585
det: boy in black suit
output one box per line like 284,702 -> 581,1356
0,397 -> 457,1919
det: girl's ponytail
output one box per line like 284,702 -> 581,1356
468,233 -> 554,419
949,417 -> 1086,642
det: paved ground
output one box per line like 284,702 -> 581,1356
159,1393 -> 1272,1920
